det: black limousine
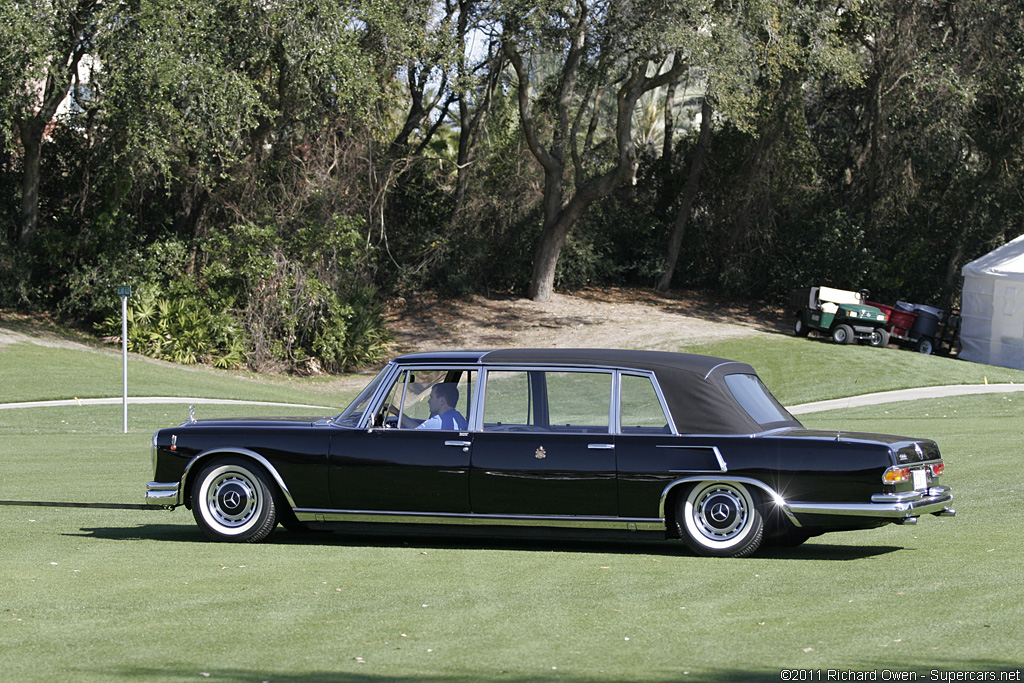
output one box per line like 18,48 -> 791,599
146,349 -> 955,557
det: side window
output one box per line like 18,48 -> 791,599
482,371 -> 534,428
546,371 -> 610,431
376,369 -> 474,430
482,370 -> 610,433
723,373 -> 794,427
619,373 -> 671,433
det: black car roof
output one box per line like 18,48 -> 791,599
392,348 -> 793,434
394,348 -> 749,374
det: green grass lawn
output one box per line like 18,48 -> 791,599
2,334 -> 1022,681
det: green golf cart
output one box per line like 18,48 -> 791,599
790,286 -> 890,347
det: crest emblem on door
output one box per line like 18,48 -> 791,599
535,446 -> 547,459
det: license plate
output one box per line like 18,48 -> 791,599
913,468 -> 928,491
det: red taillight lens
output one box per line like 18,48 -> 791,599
883,467 -> 912,484
931,462 -> 945,477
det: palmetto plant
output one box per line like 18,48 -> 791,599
98,290 -> 247,369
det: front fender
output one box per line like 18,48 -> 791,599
180,448 -> 297,510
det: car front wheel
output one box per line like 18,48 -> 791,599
192,458 -> 278,543
676,481 -> 764,558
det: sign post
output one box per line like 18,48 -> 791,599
117,286 -> 132,433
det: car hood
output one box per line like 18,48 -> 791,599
179,415 -> 333,428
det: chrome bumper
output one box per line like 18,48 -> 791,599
786,486 -> 955,520
145,481 -> 182,508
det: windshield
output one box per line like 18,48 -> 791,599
723,373 -> 797,428
333,367 -> 390,427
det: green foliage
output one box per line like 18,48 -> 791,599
3,0 -> 1024,358
96,289 -> 247,369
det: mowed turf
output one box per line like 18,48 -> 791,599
2,337 -> 1023,681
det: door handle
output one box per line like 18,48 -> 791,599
588,443 -> 615,450
445,440 -> 471,452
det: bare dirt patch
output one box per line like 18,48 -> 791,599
385,287 -> 785,355
1,289 -> 785,392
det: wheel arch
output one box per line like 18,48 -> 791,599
659,476 -> 797,535
181,448 -> 297,511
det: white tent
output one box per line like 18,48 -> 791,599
960,234 -> 1024,370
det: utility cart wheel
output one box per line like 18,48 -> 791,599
831,324 -> 854,345
794,317 -> 810,337
868,328 -> 890,348
915,337 -> 934,355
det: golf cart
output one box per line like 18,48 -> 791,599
790,286 -> 890,346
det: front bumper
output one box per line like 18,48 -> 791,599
786,485 -> 955,521
145,481 -> 182,508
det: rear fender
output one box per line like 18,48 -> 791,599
659,476 -> 801,529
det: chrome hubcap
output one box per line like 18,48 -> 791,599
693,486 -> 748,541
206,471 -> 259,528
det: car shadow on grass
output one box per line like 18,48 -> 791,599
69,524 -> 905,560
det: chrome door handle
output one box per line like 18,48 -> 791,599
588,443 -> 615,450
445,440 -> 471,447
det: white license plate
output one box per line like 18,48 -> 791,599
913,468 -> 928,490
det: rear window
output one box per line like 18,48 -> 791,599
723,373 -> 795,427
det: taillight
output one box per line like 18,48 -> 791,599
931,462 -> 945,477
883,466 -> 911,484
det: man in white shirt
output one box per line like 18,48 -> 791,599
416,383 -> 468,430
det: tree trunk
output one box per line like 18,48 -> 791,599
16,119 -> 45,249
657,97 -> 713,291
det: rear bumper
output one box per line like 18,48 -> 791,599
145,481 -> 182,508
786,486 -> 955,522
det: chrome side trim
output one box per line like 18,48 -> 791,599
659,444 -> 728,472
292,508 -> 665,532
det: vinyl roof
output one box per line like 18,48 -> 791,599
392,348 -> 793,434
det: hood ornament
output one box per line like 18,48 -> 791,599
188,404 -> 196,423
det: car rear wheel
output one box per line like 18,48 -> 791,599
831,324 -> 854,345
676,481 -> 764,558
192,458 -> 277,542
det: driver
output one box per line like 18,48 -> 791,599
416,383 -> 468,430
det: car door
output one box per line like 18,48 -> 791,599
469,368 -> 617,516
328,368 -> 476,513
613,372 -> 728,519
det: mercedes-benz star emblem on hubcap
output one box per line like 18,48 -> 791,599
710,502 -> 732,523
222,490 -> 242,509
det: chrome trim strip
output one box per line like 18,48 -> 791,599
659,444 -> 728,472
292,508 -> 665,531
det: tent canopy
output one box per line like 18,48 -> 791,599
960,234 -> 1024,370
